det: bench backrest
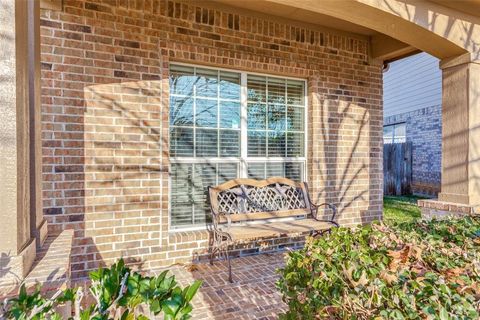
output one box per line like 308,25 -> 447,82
208,177 -> 313,223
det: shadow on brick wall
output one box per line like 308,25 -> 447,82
314,88 -> 381,226
43,78 -> 166,279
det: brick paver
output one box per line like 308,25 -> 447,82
165,253 -> 287,319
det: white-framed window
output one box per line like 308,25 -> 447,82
169,63 -> 307,230
383,123 -> 406,144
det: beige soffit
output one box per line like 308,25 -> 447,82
430,0 -> 480,17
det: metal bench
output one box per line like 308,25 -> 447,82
208,177 -> 338,282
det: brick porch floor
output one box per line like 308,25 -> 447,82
167,253 -> 287,319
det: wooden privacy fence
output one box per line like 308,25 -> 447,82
383,142 -> 412,196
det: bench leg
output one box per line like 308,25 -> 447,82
222,245 -> 233,283
212,231 -> 233,282
210,246 -> 218,265
226,250 -> 232,283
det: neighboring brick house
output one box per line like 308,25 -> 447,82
39,0 -> 383,280
383,53 -> 442,196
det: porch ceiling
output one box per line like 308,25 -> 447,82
430,0 -> 480,17
212,0 -> 480,62
211,0 -> 378,36
210,0 -> 417,61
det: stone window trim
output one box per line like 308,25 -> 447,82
169,229 -> 210,244
40,0 -> 62,11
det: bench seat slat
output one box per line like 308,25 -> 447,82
217,208 -> 311,223
221,218 -> 332,242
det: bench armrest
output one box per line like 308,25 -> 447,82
208,185 -> 232,231
210,210 -> 233,243
210,206 -> 233,231
311,202 -> 339,227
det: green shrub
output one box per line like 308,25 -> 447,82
1,259 -> 201,320
277,217 -> 480,319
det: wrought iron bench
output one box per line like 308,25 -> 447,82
208,177 -> 338,282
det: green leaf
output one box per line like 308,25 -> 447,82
162,299 -> 181,315
50,312 -> 62,320
89,270 -> 101,281
184,281 -> 202,302
20,284 -> 28,300
121,310 -> 134,320
80,308 -> 93,320
439,308 -> 449,320
117,258 -> 125,270
150,300 -> 161,314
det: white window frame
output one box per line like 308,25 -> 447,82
168,62 -> 308,231
383,122 -> 406,144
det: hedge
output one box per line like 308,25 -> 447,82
277,217 -> 480,319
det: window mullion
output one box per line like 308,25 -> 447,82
266,77 -> 269,159
191,163 -> 195,225
217,70 -> 220,158
193,67 -> 197,157
303,80 -> 308,180
240,72 -> 248,178
284,78 -> 288,158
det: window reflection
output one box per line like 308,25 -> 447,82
383,123 -> 406,144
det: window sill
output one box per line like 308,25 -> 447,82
168,228 -> 210,243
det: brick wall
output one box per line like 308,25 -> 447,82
384,105 -> 442,196
40,0 -> 383,279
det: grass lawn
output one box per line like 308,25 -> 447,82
383,195 -> 426,224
